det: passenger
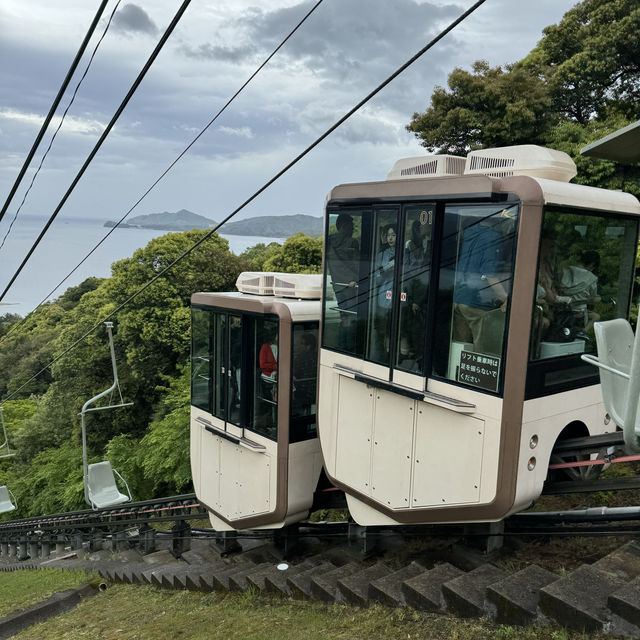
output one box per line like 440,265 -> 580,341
453,217 -> 509,355
372,224 -> 397,360
327,213 -> 360,351
405,219 -> 428,267
259,325 -> 278,401
558,250 -> 601,332
400,219 -> 431,369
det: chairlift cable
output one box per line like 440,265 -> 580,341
0,0 -> 110,227
0,0 -> 326,347
0,0 -> 193,303
0,0 -> 488,405
0,0 -> 124,253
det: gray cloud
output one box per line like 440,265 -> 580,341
180,42 -> 256,63
112,3 -> 158,36
181,0 -> 461,77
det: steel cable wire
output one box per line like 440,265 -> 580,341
0,0 -> 325,349
0,0 -> 488,405
0,0 -> 124,253
0,0 -> 193,303
0,0 -> 109,226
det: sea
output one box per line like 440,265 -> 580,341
0,215 -> 286,318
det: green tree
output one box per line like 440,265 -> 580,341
262,233 -> 323,273
406,61 -> 553,155
138,366 -> 192,494
522,0 -> 640,123
240,242 -> 282,270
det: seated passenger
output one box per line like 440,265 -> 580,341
453,218 -> 509,355
259,325 -> 278,403
558,250 -> 601,332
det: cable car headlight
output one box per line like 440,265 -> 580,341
527,457 -> 536,471
529,435 -> 538,449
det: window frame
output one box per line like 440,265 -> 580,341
190,307 -> 212,413
191,304 -> 287,443
322,194 -> 520,397
524,205 -> 639,400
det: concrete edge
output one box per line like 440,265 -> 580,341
0,579 -> 106,639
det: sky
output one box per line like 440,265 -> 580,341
0,0 -> 580,256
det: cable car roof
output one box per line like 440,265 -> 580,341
192,291 -> 321,323
581,120 -> 640,164
328,173 -> 640,215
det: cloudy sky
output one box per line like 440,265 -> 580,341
0,0 -> 582,314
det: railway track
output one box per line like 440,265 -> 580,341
1,486 -> 640,636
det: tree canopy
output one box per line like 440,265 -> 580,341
0,228 -> 323,518
407,0 -> 640,196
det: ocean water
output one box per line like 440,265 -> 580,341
0,215 -> 286,317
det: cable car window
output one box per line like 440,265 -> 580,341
323,210 -> 365,356
227,315 -> 243,426
290,323 -> 319,443
432,204 -> 518,393
251,318 -> 278,440
527,207 -> 638,397
191,308 -> 211,412
367,209 -> 400,365
395,206 -> 434,375
212,313 -> 227,421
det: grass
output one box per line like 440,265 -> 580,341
0,569 -> 97,618
10,582 -> 611,640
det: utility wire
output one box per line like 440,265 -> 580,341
0,0 -> 192,303
1,0 -> 325,343
0,0 -> 488,405
0,0 -> 109,227
0,0 -> 123,253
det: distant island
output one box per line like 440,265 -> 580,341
222,214 -> 322,238
104,209 -> 215,231
105,210 -> 323,237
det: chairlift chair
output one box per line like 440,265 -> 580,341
0,485 -> 17,514
0,407 -> 16,459
582,318 -> 640,453
81,322 -> 134,509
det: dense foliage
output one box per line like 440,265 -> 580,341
407,0 -> 640,196
0,230 -> 319,516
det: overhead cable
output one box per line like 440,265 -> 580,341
0,0 -> 124,253
0,0 -> 488,404
0,0 -> 192,303
0,0 -> 109,227
4,0 -> 326,332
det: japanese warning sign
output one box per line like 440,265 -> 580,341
457,351 -> 500,393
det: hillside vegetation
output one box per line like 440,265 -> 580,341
0,232 -> 322,517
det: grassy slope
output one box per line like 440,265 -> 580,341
0,569 -> 96,618
12,583 -> 608,640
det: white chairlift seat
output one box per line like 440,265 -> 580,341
87,461 -> 131,510
0,485 -> 17,514
81,323 -> 134,509
582,318 -> 640,452
0,407 -> 16,459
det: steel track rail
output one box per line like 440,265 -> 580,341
0,493 -> 206,535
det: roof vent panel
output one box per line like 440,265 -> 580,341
387,155 -> 466,180
236,272 -> 322,299
464,145 -> 577,182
